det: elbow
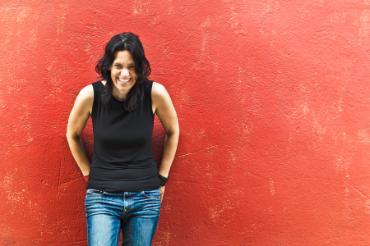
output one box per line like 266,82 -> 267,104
165,126 -> 180,138
66,133 -> 73,143
66,130 -> 80,142
65,129 -> 72,140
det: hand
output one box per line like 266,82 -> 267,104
160,186 -> 165,204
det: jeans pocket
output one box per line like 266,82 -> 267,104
141,188 -> 161,199
86,188 -> 104,195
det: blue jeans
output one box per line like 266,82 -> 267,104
84,187 -> 161,246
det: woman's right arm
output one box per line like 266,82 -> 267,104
66,85 -> 94,178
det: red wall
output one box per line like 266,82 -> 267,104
1,1 -> 370,245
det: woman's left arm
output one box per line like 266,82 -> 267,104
152,82 -> 180,179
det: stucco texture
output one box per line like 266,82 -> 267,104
0,0 -> 370,245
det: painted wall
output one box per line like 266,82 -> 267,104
1,0 -> 370,245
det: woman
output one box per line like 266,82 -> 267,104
66,32 -> 180,246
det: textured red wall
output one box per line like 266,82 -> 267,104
1,0 -> 370,245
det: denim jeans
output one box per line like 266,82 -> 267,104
84,187 -> 161,246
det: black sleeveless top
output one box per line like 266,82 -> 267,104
87,79 -> 161,192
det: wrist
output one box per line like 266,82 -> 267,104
158,173 -> 168,186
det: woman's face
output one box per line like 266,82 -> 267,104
110,50 -> 137,97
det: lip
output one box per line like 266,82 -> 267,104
117,78 -> 131,83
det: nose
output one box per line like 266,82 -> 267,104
120,68 -> 130,77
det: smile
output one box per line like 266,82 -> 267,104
117,78 -> 131,83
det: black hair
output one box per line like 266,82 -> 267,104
95,32 -> 151,111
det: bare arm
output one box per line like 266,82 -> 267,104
66,85 -> 94,177
152,82 -> 180,178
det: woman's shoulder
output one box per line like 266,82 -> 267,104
77,83 -> 94,100
151,81 -> 167,96
151,80 -> 172,107
71,83 -> 94,115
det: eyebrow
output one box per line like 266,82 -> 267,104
113,62 -> 135,66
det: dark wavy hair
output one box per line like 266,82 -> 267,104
95,32 -> 151,111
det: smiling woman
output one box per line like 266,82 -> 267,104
110,51 -> 137,100
66,32 -> 180,246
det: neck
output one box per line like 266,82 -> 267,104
112,88 -> 127,101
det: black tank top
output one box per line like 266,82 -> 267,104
87,79 -> 161,192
